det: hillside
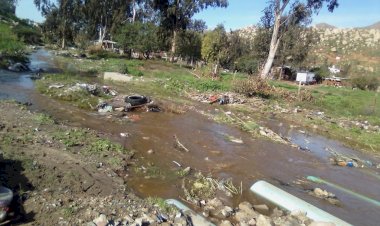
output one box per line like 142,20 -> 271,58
310,26 -> 380,75
314,23 -> 336,29
363,21 -> 380,30
235,23 -> 380,76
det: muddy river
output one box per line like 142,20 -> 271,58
1,49 -> 379,225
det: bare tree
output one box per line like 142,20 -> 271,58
260,0 -> 338,79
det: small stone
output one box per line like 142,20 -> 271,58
207,198 -> 223,209
248,218 -> 256,226
202,209 -> 210,218
256,214 -> 273,226
221,206 -> 234,218
313,188 -> 329,198
238,202 -> 253,213
115,107 -> 125,112
220,220 -> 233,226
271,208 -> 284,218
93,214 -> 107,226
253,204 -> 269,212
147,149 -> 154,154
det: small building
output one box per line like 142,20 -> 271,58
296,72 -> 316,84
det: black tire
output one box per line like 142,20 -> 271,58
124,95 -> 148,106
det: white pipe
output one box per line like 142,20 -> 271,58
166,199 -> 216,226
250,181 -> 352,226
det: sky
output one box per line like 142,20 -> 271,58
16,0 -> 380,30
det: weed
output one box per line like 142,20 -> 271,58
34,113 -> 54,125
146,197 -> 176,213
53,129 -> 88,147
86,139 -> 126,154
233,77 -> 274,98
63,207 -> 76,218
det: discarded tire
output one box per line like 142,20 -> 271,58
124,95 -> 148,106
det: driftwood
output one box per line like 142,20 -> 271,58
174,135 -> 190,152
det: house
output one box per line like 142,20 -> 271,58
296,72 -> 316,84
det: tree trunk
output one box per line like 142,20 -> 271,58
213,63 -> 219,75
170,29 -> 177,62
61,37 -> 66,49
261,8 -> 282,79
132,0 -> 136,23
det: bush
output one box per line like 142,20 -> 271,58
234,56 -> 258,74
233,77 -> 274,98
12,24 -> 42,45
351,76 -> 379,91
87,45 -> 119,59
120,64 -> 129,74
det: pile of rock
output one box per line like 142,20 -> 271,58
197,197 -> 316,226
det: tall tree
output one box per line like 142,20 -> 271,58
35,0 -> 83,48
82,0 -> 132,43
201,25 -> 228,75
259,0 -> 338,79
0,0 -> 18,15
153,0 -> 228,61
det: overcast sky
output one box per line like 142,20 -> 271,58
16,0 -> 380,30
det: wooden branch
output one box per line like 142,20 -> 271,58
174,135 -> 190,152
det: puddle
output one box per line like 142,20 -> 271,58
0,49 -> 379,226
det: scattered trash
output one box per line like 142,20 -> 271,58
147,104 -> 161,112
78,83 -> 99,95
120,133 -> 129,138
48,84 -> 64,89
220,133 -> 243,144
174,135 -> 190,152
97,102 -> 113,113
0,186 -> 13,223
101,86 -> 118,96
125,95 -> 149,106
190,92 -> 246,105
328,150 -> 376,168
114,107 -> 125,112
173,161 -> 182,167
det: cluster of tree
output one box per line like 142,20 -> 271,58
34,0 -> 227,52
0,0 -> 17,16
34,0 -> 339,77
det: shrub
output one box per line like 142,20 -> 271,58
234,56 -> 258,74
351,76 -> 379,91
232,77 -> 274,98
120,64 -> 129,74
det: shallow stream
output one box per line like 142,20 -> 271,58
0,49 -> 379,225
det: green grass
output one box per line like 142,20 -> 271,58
34,113 -> 55,125
304,86 -> 380,124
54,56 -> 144,76
35,73 -> 109,109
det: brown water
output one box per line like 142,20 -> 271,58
1,49 -> 379,226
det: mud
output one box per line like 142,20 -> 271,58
0,49 -> 379,226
